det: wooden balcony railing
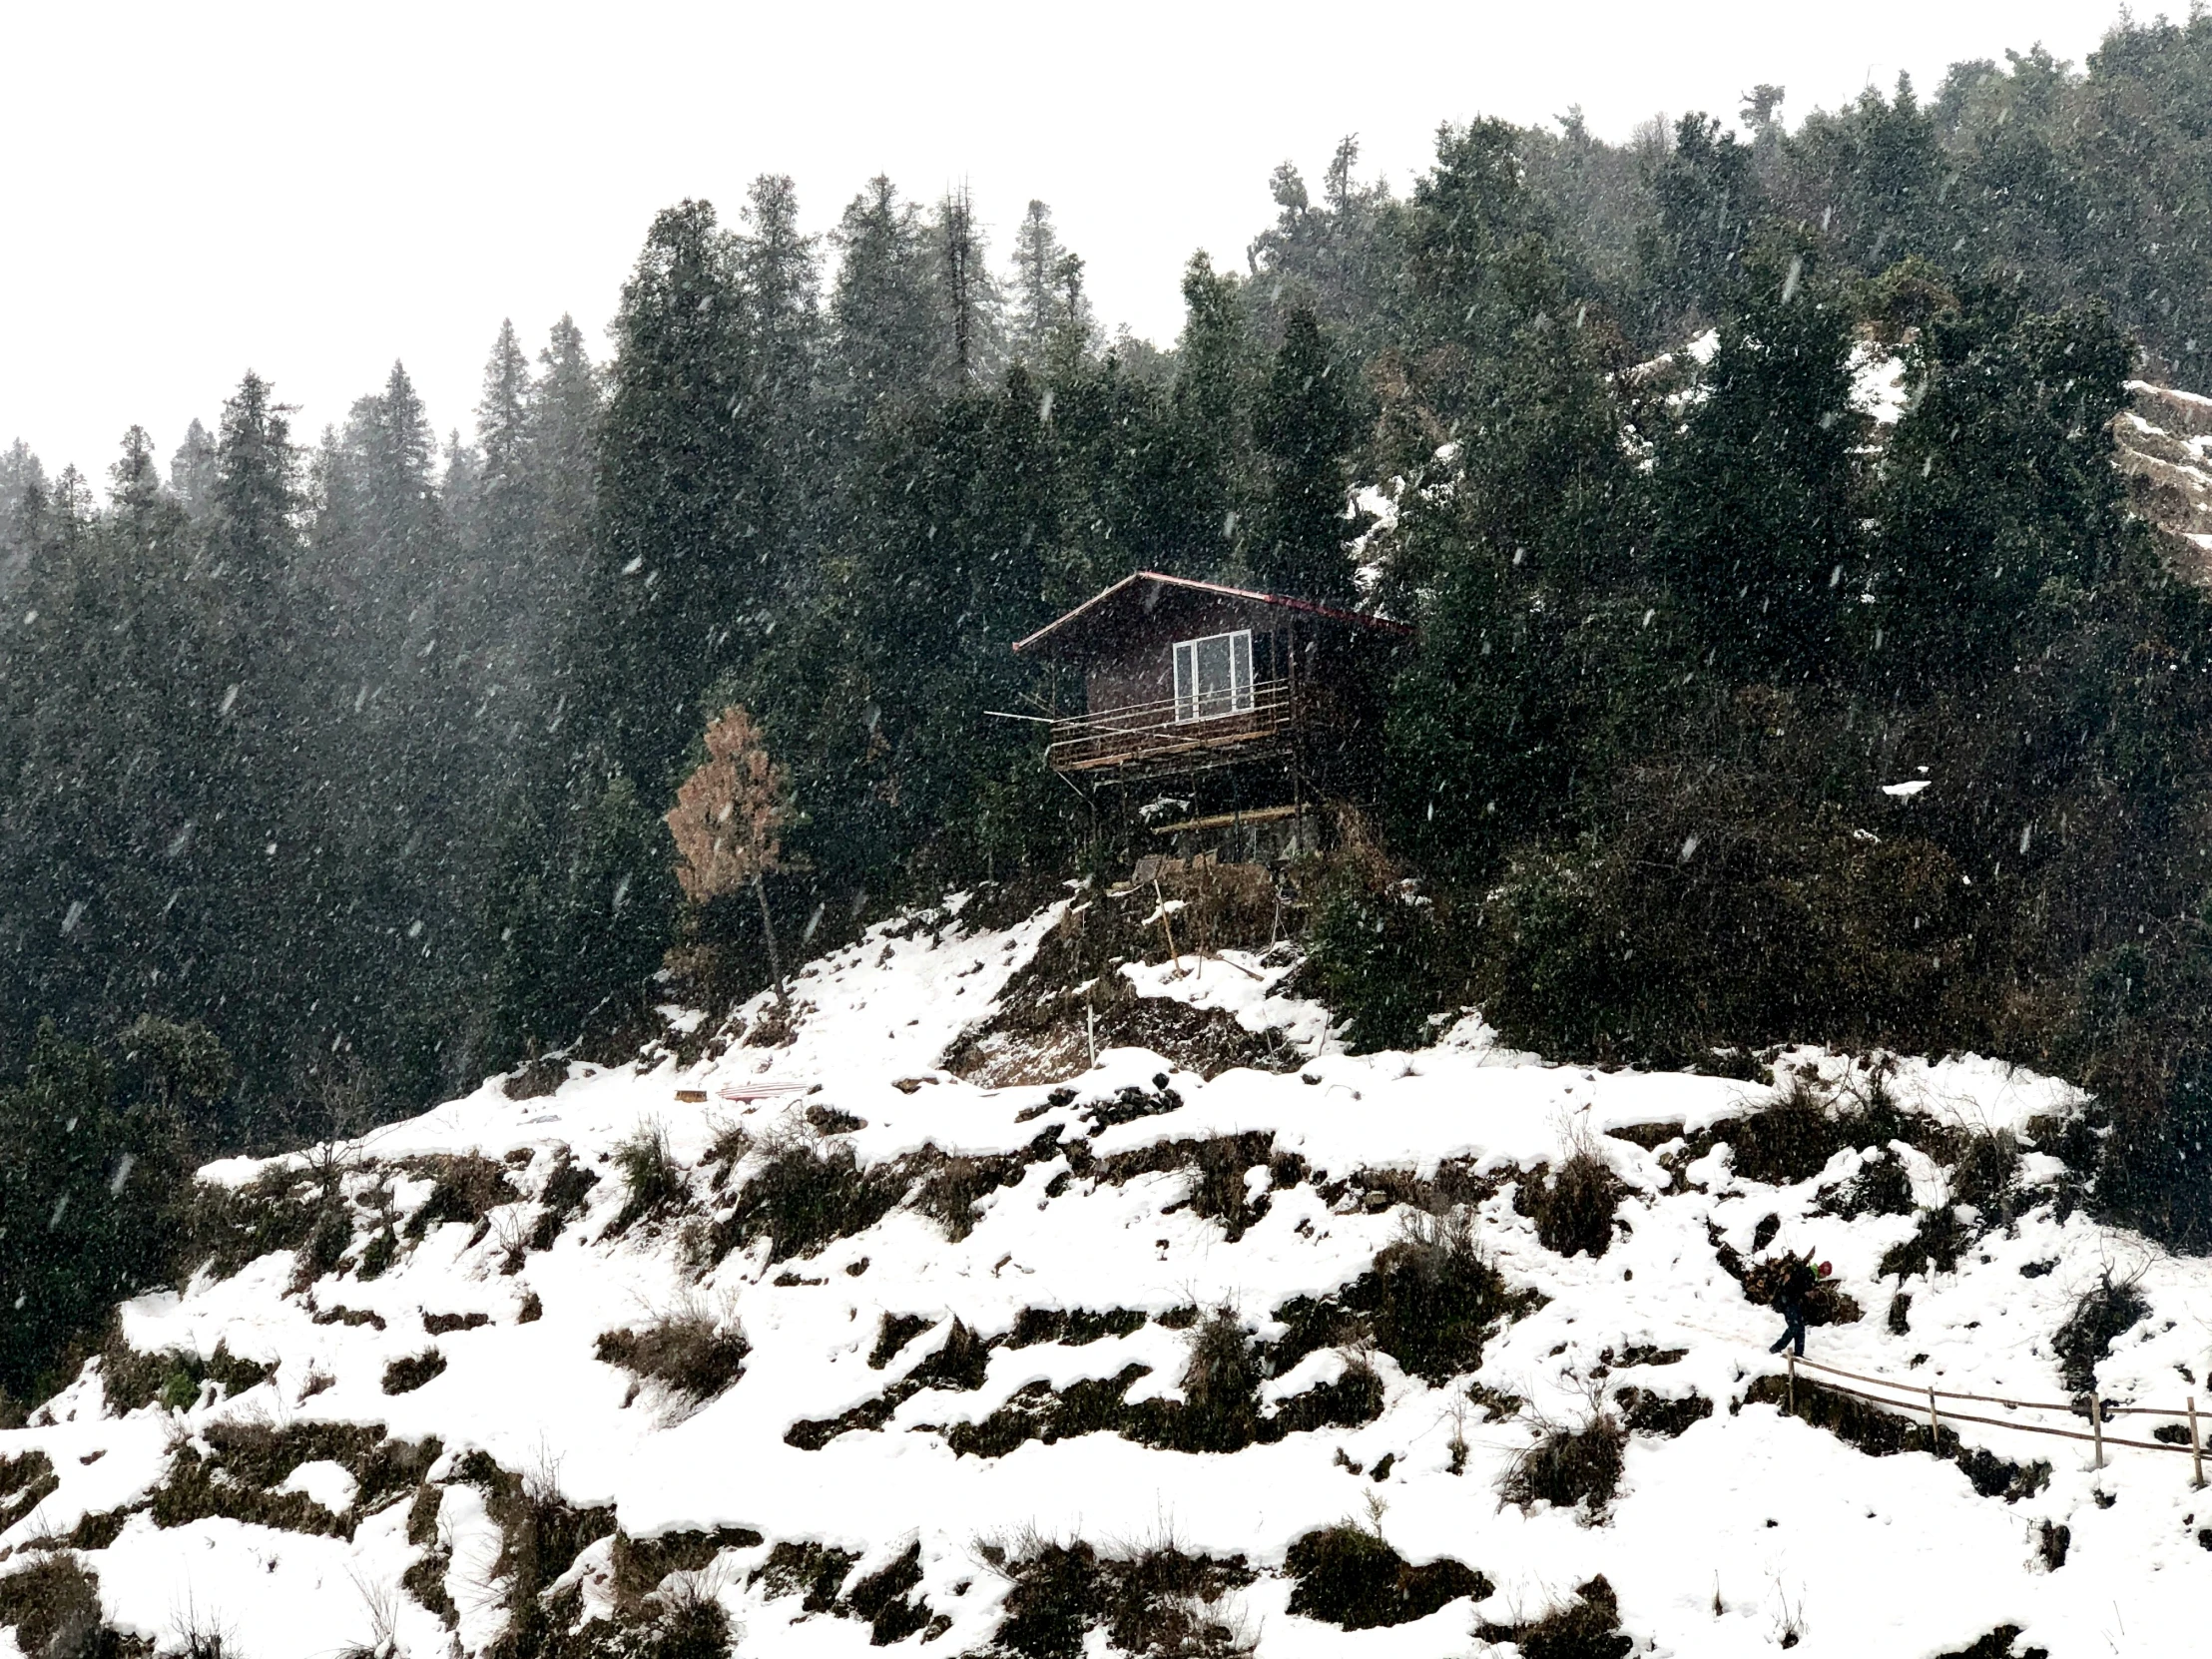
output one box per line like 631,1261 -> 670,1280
1044,679 -> 1295,774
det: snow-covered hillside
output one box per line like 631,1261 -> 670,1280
3,892 -> 2210,1658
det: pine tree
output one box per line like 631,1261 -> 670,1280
587,199 -> 757,794
1168,252 -> 1257,577
0,1024 -> 192,1402
473,319 -> 533,544
935,188 -> 998,383
1649,243 -> 1860,679
1010,200 -> 1071,364
1638,114 -> 1763,334
1249,307 -> 1360,601
827,177 -> 942,433
1872,284 -> 2134,683
167,419 -> 218,518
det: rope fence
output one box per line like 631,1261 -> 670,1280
1779,1353 -> 2207,1484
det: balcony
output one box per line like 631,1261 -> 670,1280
1043,678 -> 1295,777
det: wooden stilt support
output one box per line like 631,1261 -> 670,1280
1152,878 -> 1182,974
754,872 -> 788,1006
2189,1395 -> 2203,1489
2091,1393 -> 2105,1470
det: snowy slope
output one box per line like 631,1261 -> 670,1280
2,893 -> 2209,1658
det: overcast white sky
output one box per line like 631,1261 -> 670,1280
0,0 -> 2127,479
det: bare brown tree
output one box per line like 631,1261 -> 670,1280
665,706 -> 790,903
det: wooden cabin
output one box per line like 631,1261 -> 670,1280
1010,572 -> 1408,799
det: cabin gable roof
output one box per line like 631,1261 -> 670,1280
1011,571 -> 1408,661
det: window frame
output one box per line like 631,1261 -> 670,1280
1172,628 -> 1255,723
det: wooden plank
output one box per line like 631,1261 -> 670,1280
1146,804 -> 1304,835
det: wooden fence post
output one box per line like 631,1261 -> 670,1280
1928,1385 -> 1940,1441
1787,1353 -> 1796,1416
2090,1393 -> 2104,1471
2190,1396 -> 2203,1490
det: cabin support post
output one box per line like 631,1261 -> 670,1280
754,872 -> 788,1006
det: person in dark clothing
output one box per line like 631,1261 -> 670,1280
1768,1257 -> 1833,1358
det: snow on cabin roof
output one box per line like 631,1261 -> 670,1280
1011,570 -> 1410,657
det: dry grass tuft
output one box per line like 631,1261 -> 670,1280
596,1298 -> 750,1406
1498,1407 -> 1628,1515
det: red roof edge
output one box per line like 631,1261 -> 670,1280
1011,570 -> 1412,655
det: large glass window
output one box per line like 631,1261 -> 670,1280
1173,629 -> 1253,722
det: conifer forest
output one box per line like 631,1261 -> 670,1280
11,17 -> 2212,1405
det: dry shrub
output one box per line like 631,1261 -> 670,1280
1358,1208 -> 1520,1382
2053,1271 -> 2149,1393
986,1532 -> 1255,1659
596,1301 -> 749,1405
1830,1151 -> 1915,1219
1186,1137 -> 1272,1242
1612,1385 -> 1712,1438
529,1150 -> 600,1251
1878,1207 -> 1970,1281
1170,1311 -> 1261,1453
912,1153 -> 1025,1241
629,1579 -> 734,1659
100,1334 -> 271,1414
1950,1129 -> 2021,1212
1282,1524 -> 1489,1630
1499,1410 -> 1627,1514
611,1524 -> 765,1610
1519,1150 -> 1626,1259
400,1155 -> 520,1241
0,1554 -> 150,1658
182,1165 -> 328,1282
1479,1574 -> 1633,1659
608,1120 -> 686,1235
1728,1077 -> 1858,1185
716,1137 -> 904,1264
